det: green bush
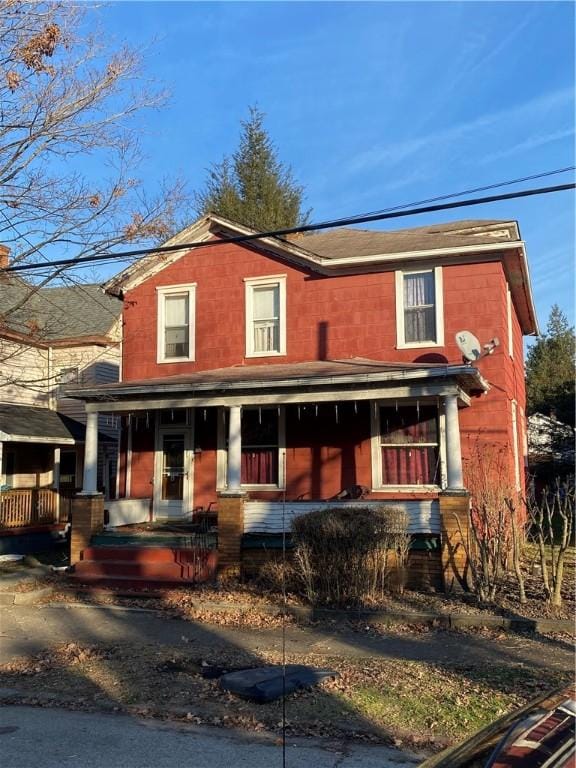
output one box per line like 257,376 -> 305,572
291,505 -> 411,607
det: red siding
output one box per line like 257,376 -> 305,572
120,240 -> 527,497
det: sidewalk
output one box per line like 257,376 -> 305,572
1,602 -> 573,670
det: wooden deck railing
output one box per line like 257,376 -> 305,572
0,488 -> 59,529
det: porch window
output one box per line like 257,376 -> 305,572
241,408 -> 279,485
245,275 -> 286,357
157,284 -> 196,363
378,404 -> 440,486
395,267 -> 444,347
217,406 -> 285,489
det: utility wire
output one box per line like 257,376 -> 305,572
314,165 -> 576,225
4,180 -> 575,274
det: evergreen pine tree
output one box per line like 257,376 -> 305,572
526,305 -> 575,427
195,106 -> 310,230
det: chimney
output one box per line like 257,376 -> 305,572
0,245 -> 10,270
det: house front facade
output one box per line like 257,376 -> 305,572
69,214 -> 537,585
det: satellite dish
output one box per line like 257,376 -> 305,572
455,330 -> 482,362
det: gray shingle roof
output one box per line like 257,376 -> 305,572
296,220 -> 518,260
0,403 -> 85,443
0,280 -> 121,340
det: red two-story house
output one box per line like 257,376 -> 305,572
69,214 -> 537,588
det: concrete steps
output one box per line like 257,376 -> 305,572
70,546 -> 218,585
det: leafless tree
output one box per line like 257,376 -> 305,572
0,2 -> 188,350
527,478 -> 574,608
459,441 -> 524,603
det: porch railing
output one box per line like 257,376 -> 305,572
0,488 -> 59,529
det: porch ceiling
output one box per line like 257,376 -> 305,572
68,358 -> 489,412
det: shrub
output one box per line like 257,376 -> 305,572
291,505 -> 411,607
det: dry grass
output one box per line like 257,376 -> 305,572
0,640 -> 568,751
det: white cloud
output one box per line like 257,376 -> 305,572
346,87 -> 575,174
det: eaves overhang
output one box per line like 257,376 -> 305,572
68,363 -> 489,409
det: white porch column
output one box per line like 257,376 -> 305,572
444,394 -> 464,490
227,405 -> 242,491
80,411 -> 100,495
0,440 -> 4,488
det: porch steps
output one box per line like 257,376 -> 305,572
70,546 -> 217,585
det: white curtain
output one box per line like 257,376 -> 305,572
165,294 -> 188,326
404,272 -> 435,342
253,285 -> 279,320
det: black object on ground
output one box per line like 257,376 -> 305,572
219,664 -> 338,703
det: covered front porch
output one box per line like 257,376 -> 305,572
67,360 -> 486,587
0,404 -> 116,553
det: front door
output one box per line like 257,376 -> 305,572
154,426 -> 193,519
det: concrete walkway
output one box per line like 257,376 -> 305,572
0,603 -> 573,671
0,705 -> 421,768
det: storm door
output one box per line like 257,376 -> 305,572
153,414 -> 193,519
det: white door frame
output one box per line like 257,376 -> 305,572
153,412 -> 194,519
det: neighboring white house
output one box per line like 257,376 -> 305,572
527,412 -> 575,467
0,258 -> 122,508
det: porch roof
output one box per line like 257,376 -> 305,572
68,358 -> 489,411
0,404 -> 85,445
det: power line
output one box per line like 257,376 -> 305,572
4,180 -> 575,274
316,165 -> 576,225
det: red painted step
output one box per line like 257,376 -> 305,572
71,547 -> 217,585
81,547 -> 205,564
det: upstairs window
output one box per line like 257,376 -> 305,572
373,403 -> 440,487
57,367 -> 79,395
245,275 -> 286,357
157,285 -> 196,363
395,267 -> 444,347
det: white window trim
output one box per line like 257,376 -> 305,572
370,400 -> 444,491
507,286 -> 514,359
244,275 -> 287,358
511,399 -> 521,491
156,284 -> 197,364
217,406 -> 286,491
395,266 -> 444,349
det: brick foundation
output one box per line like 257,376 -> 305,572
439,491 -> 471,592
217,492 -> 245,578
70,494 -> 105,565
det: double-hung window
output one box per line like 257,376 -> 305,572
157,284 -> 196,363
217,407 -> 286,489
395,267 -> 444,347
245,276 -> 286,357
373,403 -> 441,487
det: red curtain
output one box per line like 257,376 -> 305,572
241,449 -> 277,484
381,446 -> 437,484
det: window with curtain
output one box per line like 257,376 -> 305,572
164,293 -> 189,358
403,271 -> 436,343
241,408 -> 279,485
379,404 -> 439,485
245,276 -> 286,357
157,285 -> 195,362
252,284 -> 279,353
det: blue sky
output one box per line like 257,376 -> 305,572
92,1 -> 575,334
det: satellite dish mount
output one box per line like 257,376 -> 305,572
455,331 -> 500,364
